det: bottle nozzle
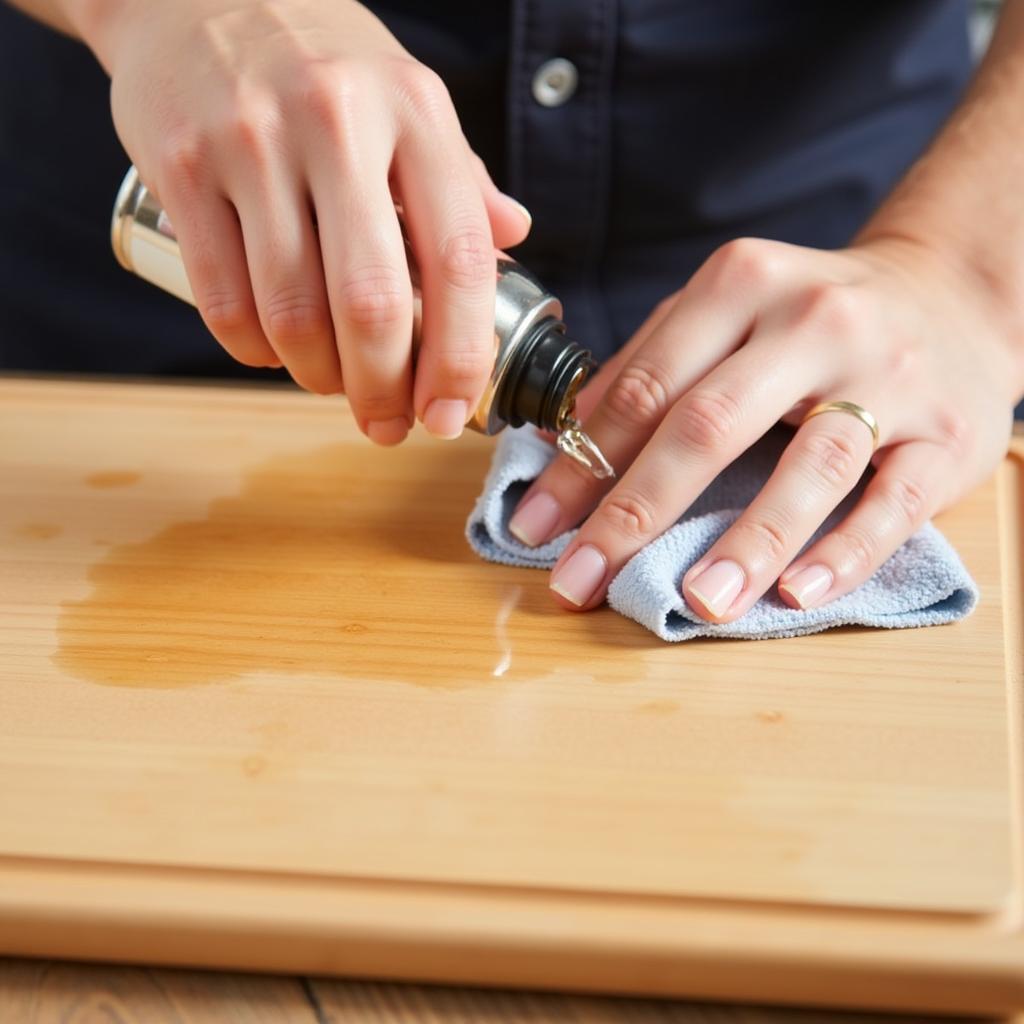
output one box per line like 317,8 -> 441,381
556,416 -> 616,480
494,319 -> 615,480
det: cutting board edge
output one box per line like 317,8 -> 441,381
0,853 -> 1021,1014
2,386 -> 1022,1010
998,441 -> 1024,931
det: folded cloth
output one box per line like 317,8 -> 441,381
465,425 -> 979,642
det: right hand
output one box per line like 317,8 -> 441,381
89,0 -> 531,444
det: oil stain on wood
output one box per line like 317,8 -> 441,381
54,443 -> 580,690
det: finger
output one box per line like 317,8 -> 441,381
546,340 -> 819,611
396,105 -> 497,440
308,137 -> 415,444
466,149 -> 532,251
231,171 -> 343,397
159,182 -> 279,370
776,439 -> 948,610
679,399 -> 880,622
295,71 -> 411,439
509,240 -> 795,548
533,291 -> 679,446
570,291 -> 680,424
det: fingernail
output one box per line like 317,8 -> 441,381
778,564 -> 833,610
686,559 -> 745,618
366,416 -> 410,447
423,399 -> 468,440
504,195 -> 532,231
550,544 -> 607,607
509,491 -> 561,547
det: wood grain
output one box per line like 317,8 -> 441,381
0,380 -> 1021,1013
0,958 -> 316,1024
306,976 -> 992,1023
0,959 -> 992,1024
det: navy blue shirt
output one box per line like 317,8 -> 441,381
0,1 -> 974,375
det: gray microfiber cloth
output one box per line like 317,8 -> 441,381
465,424 -> 979,641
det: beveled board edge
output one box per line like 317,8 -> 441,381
0,852 -> 1021,1014
998,436 -> 1024,941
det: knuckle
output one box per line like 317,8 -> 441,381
351,390 -> 404,419
885,339 -> 919,380
597,488 -> 659,542
702,237 -> 782,295
438,228 -> 493,291
793,282 -> 861,335
222,91 -> 282,157
263,287 -> 331,347
396,61 -> 452,122
431,342 -> 492,387
201,292 -> 256,339
604,365 -> 668,431
157,131 -> 211,194
879,476 -> 929,530
800,430 -> 863,489
336,268 -> 409,334
604,360 -> 673,432
670,388 -> 742,455
733,513 -> 789,564
833,525 -> 877,576
936,407 -> 973,456
296,62 -> 357,141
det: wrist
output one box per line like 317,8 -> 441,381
856,224 -> 1024,402
62,0 -> 141,73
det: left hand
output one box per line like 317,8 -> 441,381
507,235 -> 1023,620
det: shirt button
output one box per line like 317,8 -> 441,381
531,58 -> 579,108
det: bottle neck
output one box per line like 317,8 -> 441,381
495,318 -> 596,433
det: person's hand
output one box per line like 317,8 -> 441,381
95,0 -> 531,444
508,236 -> 1024,620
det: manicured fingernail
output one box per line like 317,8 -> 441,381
423,399 -> 468,440
504,195 -> 532,231
686,559 -> 745,618
366,416 -> 410,447
509,491 -> 561,547
550,544 -> 607,607
778,564 -> 833,610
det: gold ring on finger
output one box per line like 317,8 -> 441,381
800,400 -> 880,452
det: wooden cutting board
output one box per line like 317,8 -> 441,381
0,378 -> 1021,1013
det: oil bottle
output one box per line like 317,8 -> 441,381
111,166 -> 613,477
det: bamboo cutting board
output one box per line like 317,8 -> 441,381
0,378 -> 1021,1013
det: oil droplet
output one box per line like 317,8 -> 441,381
757,709 -> 784,724
84,470 -> 141,489
492,584 -> 522,678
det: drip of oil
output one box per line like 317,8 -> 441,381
556,416 -> 615,480
551,374 -> 615,481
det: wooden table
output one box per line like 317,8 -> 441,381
0,956 -> 1008,1022
1,380 -> 1022,1015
